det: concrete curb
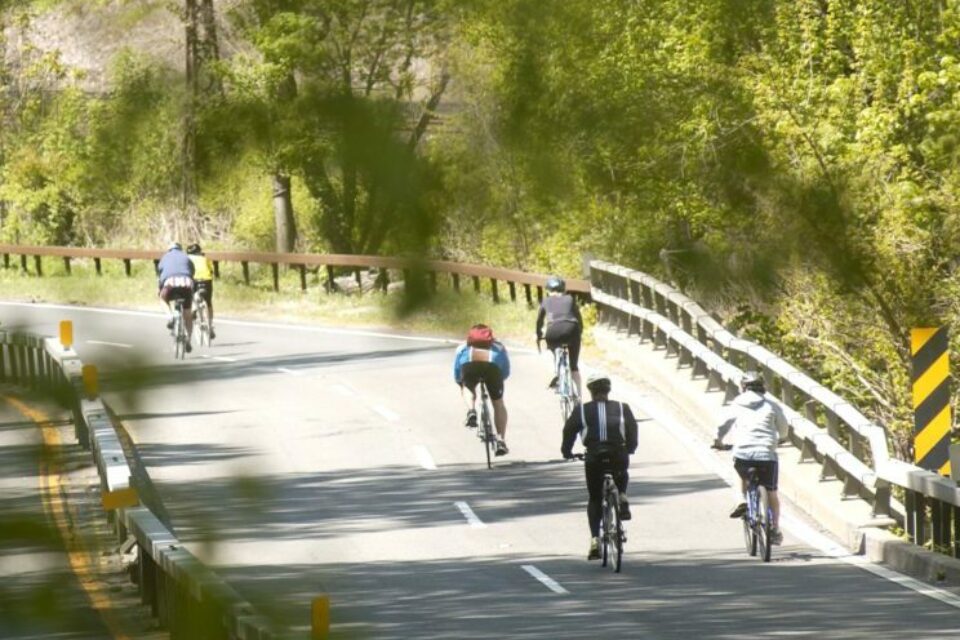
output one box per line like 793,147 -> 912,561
592,325 -> 960,587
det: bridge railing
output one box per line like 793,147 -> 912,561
590,260 -> 960,558
0,328 -> 275,638
0,243 -> 590,304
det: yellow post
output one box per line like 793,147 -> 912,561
59,320 -> 73,349
311,595 -> 330,639
81,364 -> 98,399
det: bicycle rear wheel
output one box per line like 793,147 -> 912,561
174,320 -> 186,359
480,392 -> 494,470
758,486 -> 772,562
601,497 -> 610,568
196,300 -> 210,346
609,498 -> 623,573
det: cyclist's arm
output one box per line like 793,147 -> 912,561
561,408 -> 582,458
452,346 -> 465,384
535,305 -> 546,340
623,403 -> 639,454
773,402 -> 790,442
715,415 -> 735,445
495,343 -> 510,379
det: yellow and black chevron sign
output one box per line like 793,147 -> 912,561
911,327 -> 952,476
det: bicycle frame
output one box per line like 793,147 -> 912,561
478,381 -> 495,470
555,345 -> 578,424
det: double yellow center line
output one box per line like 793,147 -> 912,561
5,395 -> 131,640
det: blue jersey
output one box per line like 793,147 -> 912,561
157,248 -> 195,285
453,341 -> 510,383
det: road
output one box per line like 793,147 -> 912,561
4,300 -> 960,639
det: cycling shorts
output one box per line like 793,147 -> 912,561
460,361 -> 505,400
160,276 -> 194,308
545,321 -> 581,371
734,458 -> 778,491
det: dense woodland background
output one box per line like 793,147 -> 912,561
4,0 -> 960,451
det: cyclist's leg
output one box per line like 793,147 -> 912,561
158,284 -> 175,326
730,458 -> 752,517
484,365 -> 508,439
178,288 -> 194,340
568,329 -> 583,395
584,456 -> 605,538
458,364 -> 481,426
758,460 -> 781,528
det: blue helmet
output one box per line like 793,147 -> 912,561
545,276 -> 566,293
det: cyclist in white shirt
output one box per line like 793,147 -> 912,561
713,371 -> 789,545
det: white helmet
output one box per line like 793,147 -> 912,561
586,371 -> 611,393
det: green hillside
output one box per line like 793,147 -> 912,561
5,0 -> 960,450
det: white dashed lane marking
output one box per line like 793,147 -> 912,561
454,501 -> 486,528
521,565 -> 569,595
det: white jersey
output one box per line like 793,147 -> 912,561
716,390 -> 789,461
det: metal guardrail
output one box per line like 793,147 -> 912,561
591,260 -> 960,557
0,328 -> 275,638
0,243 -> 590,304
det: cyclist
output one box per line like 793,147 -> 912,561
536,276 -> 583,394
156,241 -> 195,352
453,324 -> 511,456
186,243 -> 215,340
713,371 -> 789,545
562,372 -> 638,560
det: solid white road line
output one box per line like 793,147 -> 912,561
372,405 -> 400,423
521,565 -> 569,595
414,445 -> 437,470
86,340 -> 132,348
332,384 -> 357,398
624,383 -> 960,610
276,367 -> 301,376
199,354 -> 238,363
454,501 -> 486,528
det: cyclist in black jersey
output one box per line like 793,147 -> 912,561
536,276 -> 583,394
562,372 -> 639,560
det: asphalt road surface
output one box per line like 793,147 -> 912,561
4,300 -> 960,639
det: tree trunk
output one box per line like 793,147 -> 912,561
273,173 -> 296,253
182,0 -> 199,208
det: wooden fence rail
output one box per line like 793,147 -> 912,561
0,244 -> 590,305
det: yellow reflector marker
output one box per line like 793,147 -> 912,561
102,487 -> 139,511
82,364 -> 98,399
312,595 -> 330,638
59,320 -> 73,349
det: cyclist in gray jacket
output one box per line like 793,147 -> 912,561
713,371 -> 789,545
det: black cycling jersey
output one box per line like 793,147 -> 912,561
561,400 -> 639,458
536,294 -> 582,340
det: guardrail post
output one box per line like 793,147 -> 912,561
0,343 -> 6,383
536,285 -> 543,303
872,480 -> 891,517
491,279 -> 500,303
140,544 -> 158,615
954,506 -> 960,558
94,257 -> 102,275
3,253 -> 8,268
34,255 -> 43,276
63,256 -> 71,274
123,259 -> 132,276
242,261 -> 250,285
508,280 -> 515,301
472,275 -> 480,293
932,500 -> 949,551
825,412 -> 841,441
452,273 -> 460,292
272,263 -> 280,292
299,265 -> 307,292
355,269 -> 363,292
326,265 -> 335,292
379,269 -> 389,293
213,260 -> 220,279
20,254 -> 28,273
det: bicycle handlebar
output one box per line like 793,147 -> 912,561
711,441 -> 733,451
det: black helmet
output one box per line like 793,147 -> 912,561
545,276 -> 566,293
741,370 -> 765,393
186,243 -> 202,255
586,371 -> 611,395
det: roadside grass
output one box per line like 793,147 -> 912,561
0,258 -> 544,346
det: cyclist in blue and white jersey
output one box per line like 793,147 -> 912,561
453,324 -> 511,456
536,276 -> 583,394
713,371 -> 789,545
156,242 -> 195,352
562,372 -> 638,560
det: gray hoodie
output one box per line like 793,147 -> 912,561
716,390 -> 789,461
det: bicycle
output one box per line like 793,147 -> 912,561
171,299 -> 189,359
712,443 -> 773,562
570,453 -> 625,572
476,381 -> 496,470
193,289 -> 212,346
540,341 -> 578,424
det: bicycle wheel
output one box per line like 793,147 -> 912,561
742,513 -> 756,556
480,391 -> 494,469
174,315 -> 186,360
196,300 -> 210,346
609,493 -> 623,573
601,496 -> 611,568
758,486 -> 772,562
560,395 -> 574,424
